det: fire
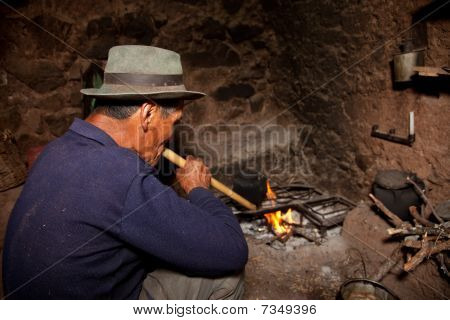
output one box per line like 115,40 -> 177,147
266,180 -> 277,204
264,209 -> 294,236
264,180 -> 294,237
281,208 -> 295,224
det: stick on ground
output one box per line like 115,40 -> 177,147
406,177 -> 444,224
409,206 -> 434,227
371,245 -> 403,282
403,239 -> 450,272
369,193 -> 407,228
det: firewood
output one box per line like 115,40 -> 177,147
279,231 -> 292,243
429,240 -> 450,254
406,177 -> 444,224
420,203 -> 427,219
371,181 -> 449,274
409,206 -> 434,227
435,253 -> 449,278
369,193 -> 407,228
403,239 -> 450,272
387,224 -> 449,237
404,245 -> 429,272
424,206 -> 433,220
403,239 -> 423,249
371,245 -> 403,282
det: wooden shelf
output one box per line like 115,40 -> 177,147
413,66 -> 450,78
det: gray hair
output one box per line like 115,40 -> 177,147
93,99 -> 178,119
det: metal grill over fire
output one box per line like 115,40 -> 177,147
215,182 -> 356,243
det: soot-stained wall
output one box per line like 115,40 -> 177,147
0,0 -> 449,202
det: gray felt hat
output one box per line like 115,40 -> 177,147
80,45 -> 206,100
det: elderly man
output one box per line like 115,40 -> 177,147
3,46 -> 248,299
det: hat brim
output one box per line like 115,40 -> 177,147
80,86 -> 206,101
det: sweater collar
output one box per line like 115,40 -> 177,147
69,118 -> 118,147
69,118 -> 157,174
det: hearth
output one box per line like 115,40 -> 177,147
215,181 -> 356,247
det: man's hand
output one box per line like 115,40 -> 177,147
176,155 -> 211,194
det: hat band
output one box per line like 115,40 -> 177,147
104,73 -> 183,87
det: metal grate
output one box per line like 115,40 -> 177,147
216,182 -> 355,229
302,196 -> 356,228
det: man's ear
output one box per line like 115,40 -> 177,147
139,102 -> 156,132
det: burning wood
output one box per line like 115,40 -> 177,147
264,209 -> 293,237
230,180 -> 351,247
264,180 -> 296,239
263,181 -> 324,244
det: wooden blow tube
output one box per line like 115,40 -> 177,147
162,148 -> 257,210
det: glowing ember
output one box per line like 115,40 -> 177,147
264,181 -> 294,237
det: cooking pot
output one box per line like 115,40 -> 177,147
232,170 -> 267,208
372,170 -> 424,221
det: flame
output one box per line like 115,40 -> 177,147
264,180 -> 294,237
264,209 -> 294,236
282,208 -> 295,224
266,180 -> 277,204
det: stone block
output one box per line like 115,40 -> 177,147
198,18 -> 226,40
228,23 -> 263,43
22,107 -> 44,134
182,42 -> 240,68
32,15 -> 73,53
0,69 -> 7,86
0,104 -> 21,132
5,57 -> 66,93
153,12 -> 168,28
83,34 -> 116,60
44,108 -> 82,137
214,83 -> 255,101
87,17 -> 115,38
70,91 -> 82,107
119,12 -> 157,43
260,0 -> 280,11
39,93 -> 64,112
222,0 -> 243,14
249,93 -> 264,113
174,0 -> 206,5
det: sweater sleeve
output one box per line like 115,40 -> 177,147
120,173 -> 248,276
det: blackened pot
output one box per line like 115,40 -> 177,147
372,170 -> 424,221
232,170 -> 267,208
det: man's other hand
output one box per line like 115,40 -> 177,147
176,155 -> 212,194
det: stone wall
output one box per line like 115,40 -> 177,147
0,0 -> 449,202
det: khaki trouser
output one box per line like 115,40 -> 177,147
139,269 -> 245,300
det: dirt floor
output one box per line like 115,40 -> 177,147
1,186 -> 448,299
341,204 -> 449,300
243,234 -> 354,299
243,204 -> 449,299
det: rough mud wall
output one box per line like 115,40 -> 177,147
0,0 -> 449,202
263,0 -> 450,201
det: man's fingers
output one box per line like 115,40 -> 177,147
176,155 -> 211,193
184,155 -> 210,177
